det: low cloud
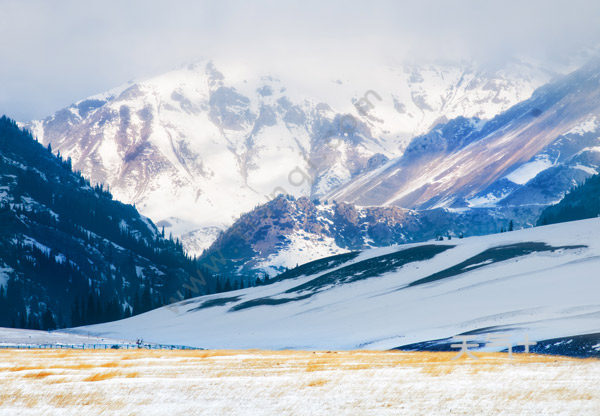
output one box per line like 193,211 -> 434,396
1,0 -> 599,120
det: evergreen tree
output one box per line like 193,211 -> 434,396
71,299 -> 81,327
133,291 -> 141,316
19,310 -> 26,329
141,286 -> 152,313
87,292 -> 96,323
42,309 -> 56,330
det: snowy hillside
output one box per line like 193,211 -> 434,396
25,59 -> 555,254
77,218 -> 600,352
0,117 -> 214,330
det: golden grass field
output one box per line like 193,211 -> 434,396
0,349 -> 598,415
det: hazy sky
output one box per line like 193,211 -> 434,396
1,0 -> 600,120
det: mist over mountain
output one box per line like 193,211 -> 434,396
21,53 -> 600,279
4,0 -> 600,120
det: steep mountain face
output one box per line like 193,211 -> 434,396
25,60 -> 554,254
328,59 -> 600,211
0,117 -> 214,329
537,173 -> 600,225
79,218 -> 600,354
200,195 -> 542,277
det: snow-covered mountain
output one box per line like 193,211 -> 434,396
25,59 -> 556,254
328,58 -> 600,210
76,218 -> 600,353
200,56 -> 600,276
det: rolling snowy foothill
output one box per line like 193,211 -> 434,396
76,218 -> 600,353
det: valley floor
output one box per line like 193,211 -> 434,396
0,349 -> 598,415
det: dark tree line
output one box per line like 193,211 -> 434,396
0,116 -> 221,329
538,173 -> 600,226
0,284 -> 56,330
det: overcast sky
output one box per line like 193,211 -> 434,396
1,0 -> 600,120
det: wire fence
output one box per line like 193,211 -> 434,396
0,343 -> 201,350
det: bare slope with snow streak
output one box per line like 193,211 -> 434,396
328,59 -> 600,210
26,60 -> 552,254
78,218 -> 600,351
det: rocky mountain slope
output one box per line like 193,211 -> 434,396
77,217 -> 600,355
328,58 -> 600,211
24,59 -> 555,254
0,117 -> 214,329
200,194 -> 541,278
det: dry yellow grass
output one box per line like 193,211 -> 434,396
0,349 -> 597,415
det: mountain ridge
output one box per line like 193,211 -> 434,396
24,59 -> 555,255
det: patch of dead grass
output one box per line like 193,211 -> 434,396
47,391 -> 126,409
99,361 -> 120,368
306,378 -> 329,387
22,370 -> 54,379
7,365 -> 41,372
83,370 -> 123,382
305,361 -> 327,372
420,363 -> 455,376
